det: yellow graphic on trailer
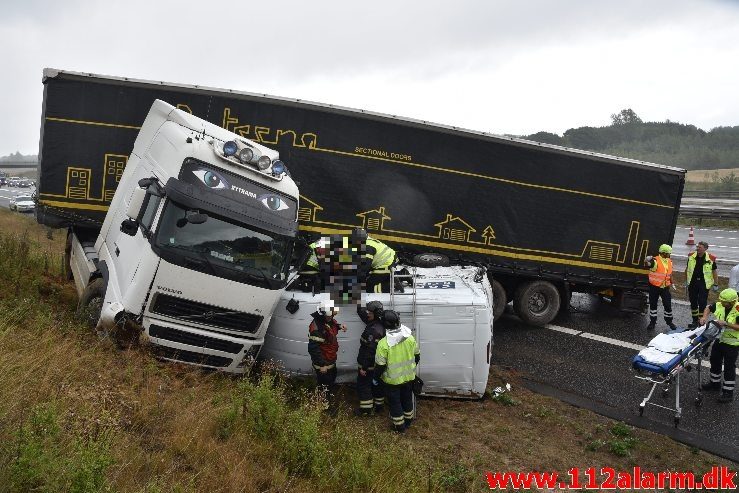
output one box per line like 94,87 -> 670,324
298,195 -> 650,274
39,153 -> 128,202
41,106 -> 668,275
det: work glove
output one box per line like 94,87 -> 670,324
644,256 -> 653,264
712,285 -> 719,293
372,379 -> 378,386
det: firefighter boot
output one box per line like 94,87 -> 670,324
701,381 -> 721,391
688,317 -> 700,329
646,319 -> 656,331
718,391 -> 734,403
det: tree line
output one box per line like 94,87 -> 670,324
522,109 -> 739,171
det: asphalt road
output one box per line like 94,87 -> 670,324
492,295 -> 739,462
0,185 -> 36,212
673,226 -> 739,278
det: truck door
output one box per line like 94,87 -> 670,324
104,166 -> 157,297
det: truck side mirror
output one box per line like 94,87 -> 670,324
120,218 -> 138,236
126,186 -> 147,220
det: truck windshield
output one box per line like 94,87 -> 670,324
154,200 -> 291,289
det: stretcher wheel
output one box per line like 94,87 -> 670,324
674,417 -> 680,428
638,406 -> 644,416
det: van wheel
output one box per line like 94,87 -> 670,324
513,280 -> 560,326
77,278 -> 105,330
412,253 -> 450,268
491,279 -> 507,321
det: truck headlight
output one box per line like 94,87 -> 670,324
239,148 -> 254,164
223,140 -> 238,157
272,160 -> 285,175
257,155 -> 271,170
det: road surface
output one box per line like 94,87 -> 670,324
673,226 -> 739,277
492,294 -> 739,462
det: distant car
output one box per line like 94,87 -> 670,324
7,177 -> 21,187
0,178 -> 6,186
9,195 -> 35,212
18,180 -> 32,188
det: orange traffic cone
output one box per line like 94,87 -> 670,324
686,226 -> 695,246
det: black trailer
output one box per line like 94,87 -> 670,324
37,69 -> 685,325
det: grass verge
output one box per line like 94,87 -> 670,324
0,209 -> 736,492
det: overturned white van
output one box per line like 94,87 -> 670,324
260,265 -> 494,398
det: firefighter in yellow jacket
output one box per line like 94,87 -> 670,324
699,288 -> 739,403
374,310 -> 420,433
644,244 -> 677,331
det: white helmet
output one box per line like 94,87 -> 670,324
318,299 -> 339,316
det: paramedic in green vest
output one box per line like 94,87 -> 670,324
699,288 -> 739,403
350,228 -> 397,293
686,241 -> 719,328
374,310 -> 420,433
644,244 -> 677,331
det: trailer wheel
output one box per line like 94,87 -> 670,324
491,279 -> 507,321
513,280 -> 561,326
77,278 -> 105,330
412,253 -> 450,268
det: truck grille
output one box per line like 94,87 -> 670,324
150,293 -> 263,334
153,346 -> 233,368
149,325 -> 244,354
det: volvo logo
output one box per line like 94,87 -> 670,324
202,311 -> 216,320
157,285 -> 183,295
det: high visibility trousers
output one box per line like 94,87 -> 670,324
688,281 -> 709,319
648,285 -> 673,324
709,342 -> 738,394
385,381 -> 414,430
356,369 -> 384,413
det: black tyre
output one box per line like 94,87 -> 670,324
412,253 -> 450,268
491,279 -> 507,321
513,280 -> 561,326
77,278 -> 105,330
64,230 -> 73,280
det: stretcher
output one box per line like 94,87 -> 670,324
631,321 -> 722,427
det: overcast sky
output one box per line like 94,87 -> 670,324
1,0 -> 738,156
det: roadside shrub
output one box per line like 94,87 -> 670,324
1,403 -> 113,493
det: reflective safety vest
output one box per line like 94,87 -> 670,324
375,335 -> 420,385
301,242 -> 320,273
366,237 -> 396,273
714,302 -> 739,346
686,252 -> 717,289
648,256 -> 673,288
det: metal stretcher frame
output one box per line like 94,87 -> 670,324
632,321 -> 721,427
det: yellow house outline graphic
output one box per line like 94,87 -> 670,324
434,214 -> 477,242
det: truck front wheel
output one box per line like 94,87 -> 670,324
77,278 -> 105,330
513,280 -> 561,326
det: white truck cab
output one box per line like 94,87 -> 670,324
69,100 -> 299,373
